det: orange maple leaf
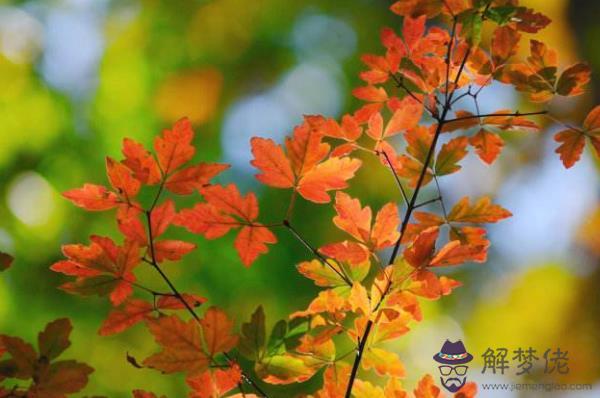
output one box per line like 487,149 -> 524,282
174,184 -> 276,266
250,121 -> 362,203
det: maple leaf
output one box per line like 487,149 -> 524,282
144,315 -> 207,375
414,374 -> 442,398
51,236 -> 140,306
0,336 -> 37,380
142,308 -> 237,377
403,15 -> 426,51
238,306 -> 266,362
332,192 -> 372,242
238,309 -> 334,386
313,363 -> 351,398
250,137 -> 295,188
319,241 -> 370,265
556,63 -> 591,97
390,0 -> 443,18
435,136 -> 468,176
491,25 -> 520,67
174,184 -> 277,266
305,114 -> 362,143
554,129 -> 585,169
186,364 -> 242,398
165,163 -> 230,195
448,196 -> 512,223
200,307 -> 239,356
554,105 -> 600,168
99,299 -> 154,336
367,100 -> 423,141
154,117 -> 196,175
0,318 -> 93,397
321,192 -> 399,266
498,40 -> 590,102
404,226 -> 438,268
121,138 -> 161,185
250,123 -> 362,204
298,157 -> 362,203
362,347 -> 405,377
353,85 -> 388,103
404,225 -> 487,271
63,183 -> 120,211
106,156 -> 141,199
297,258 -> 368,289
352,380 -> 386,398
38,318 -> 72,361
469,129 -> 504,165
257,334 -> 334,385
255,354 -> 315,385
29,360 -> 94,398
430,240 -> 488,266
154,240 -> 196,262
290,289 -> 348,319
360,53 -> 394,85
514,7 -> 551,33
348,282 -> 370,316
395,125 -> 436,187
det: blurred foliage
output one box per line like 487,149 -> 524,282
0,0 -> 599,396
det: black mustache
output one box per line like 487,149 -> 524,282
443,378 -> 462,385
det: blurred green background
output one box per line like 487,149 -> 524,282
1,0 -> 600,396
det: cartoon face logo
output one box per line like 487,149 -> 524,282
433,340 -> 473,393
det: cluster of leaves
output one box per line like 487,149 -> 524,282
35,0 -> 598,397
0,319 -> 93,398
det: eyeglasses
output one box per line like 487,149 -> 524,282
438,365 -> 468,376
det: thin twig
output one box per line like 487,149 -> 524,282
414,196 -> 441,209
378,149 -> 409,206
283,220 -> 353,286
444,17 -> 458,103
445,110 -> 548,124
433,175 -> 449,220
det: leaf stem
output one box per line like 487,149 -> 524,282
283,220 -> 353,286
378,149 -> 409,206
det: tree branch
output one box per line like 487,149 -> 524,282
344,43 -> 475,398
